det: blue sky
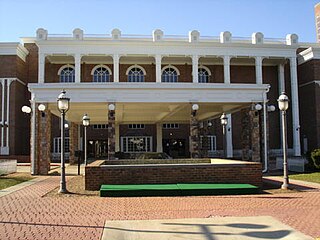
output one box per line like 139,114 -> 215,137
0,0 -> 318,42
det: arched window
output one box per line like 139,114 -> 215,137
91,65 -> 111,82
127,66 -> 145,82
161,66 -> 179,82
198,66 -> 211,83
58,65 -> 75,83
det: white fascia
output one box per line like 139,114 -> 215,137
35,39 -> 298,59
297,47 -> 320,65
28,82 -> 269,104
0,42 -> 29,62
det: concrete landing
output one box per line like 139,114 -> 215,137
102,216 -> 313,240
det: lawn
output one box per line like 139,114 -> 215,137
0,173 -> 34,190
290,172 -> 320,184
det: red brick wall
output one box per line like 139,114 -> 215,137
24,43 -> 38,83
230,66 -> 255,84
0,56 -> 17,77
85,160 -> 262,190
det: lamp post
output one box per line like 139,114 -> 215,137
82,114 -> 90,166
220,113 -> 228,158
278,92 -> 289,190
57,90 -> 70,193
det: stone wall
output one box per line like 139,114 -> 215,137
85,160 -> 262,190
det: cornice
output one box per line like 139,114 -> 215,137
0,43 -> 29,62
298,47 -> 320,65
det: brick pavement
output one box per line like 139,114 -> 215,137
0,176 -> 319,240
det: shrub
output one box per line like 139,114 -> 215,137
310,149 -> 320,169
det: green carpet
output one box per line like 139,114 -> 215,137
100,183 -> 259,197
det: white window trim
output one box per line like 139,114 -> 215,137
120,136 -> 153,153
57,64 -> 75,75
198,65 -> 212,76
161,65 -> 180,75
90,64 -> 113,75
200,135 -> 216,152
125,64 -> 147,75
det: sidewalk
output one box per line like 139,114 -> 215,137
0,169 -> 319,239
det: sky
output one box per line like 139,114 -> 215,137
0,0 -> 319,43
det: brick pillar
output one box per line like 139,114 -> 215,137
241,108 -> 251,161
108,105 -> 115,160
69,122 -> 79,164
250,109 -> 260,162
37,105 -> 51,175
241,107 -> 261,162
190,109 -> 200,158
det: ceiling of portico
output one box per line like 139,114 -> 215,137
47,102 -> 249,124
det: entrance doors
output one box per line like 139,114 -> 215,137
163,139 -> 187,158
87,140 -> 108,158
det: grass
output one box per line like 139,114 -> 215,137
0,173 -> 34,190
290,171 -> 320,184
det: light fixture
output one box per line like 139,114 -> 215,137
220,113 -> 228,126
38,104 -> 46,112
108,103 -> 115,111
268,105 -> 276,112
57,90 -> 70,113
192,104 -> 199,111
21,106 -> 32,114
82,114 -> 90,127
255,103 -> 262,111
278,92 -> 289,111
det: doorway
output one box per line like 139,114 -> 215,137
87,140 -> 108,158
163,139 -> 187,158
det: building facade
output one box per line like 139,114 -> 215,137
0,27 -> 319,175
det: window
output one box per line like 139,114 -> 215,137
93,124 -> 108,129
128,124 -> 145,129
53,137 -> 70,153
127,67 -> 145,82
59,66 -> 75,83
93,67 -> 110,82
121,136 -> 152,153
198,67 -> 210,83
200,135 -> 216,151
163,123 -> 179,129
162,67 -> 179,82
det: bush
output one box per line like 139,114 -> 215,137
311,149 -> 320,169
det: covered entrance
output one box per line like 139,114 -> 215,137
163,139 -> 187,158
87,140 -> 108,158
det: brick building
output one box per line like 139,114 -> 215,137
0,27 -> 319,175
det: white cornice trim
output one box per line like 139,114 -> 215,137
0,43 -> 29,62
297,47 -> 320,65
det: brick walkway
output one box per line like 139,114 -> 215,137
0,176 -> 319,240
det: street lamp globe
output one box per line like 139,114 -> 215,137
278,92 -> 289,111
192,104 -> 199,111
82,114 -> 90,127
220,113 -> 228,126
57,90 -> 70,112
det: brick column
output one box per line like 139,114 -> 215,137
37,105 -> 51,175
108,104 -> 116,160
190,108 -> 200,158
69,122 -> 79,164
241,107 -> 261,162
250,109 -> 260,162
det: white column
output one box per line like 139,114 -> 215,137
74,54 -> 81,83
226,114 -> 233,158
156,123 -> 163,152
290,57 -> 301,156
30,94 -> 36,175
1,79 -> 5,148
278,63 -> 285,92
113,54 -> 120,83
115,124 -> 120,152
5,80 -> 13,153
223,55 -> 230,84
155,55 -> 162,83
255,56 -> 263,84
38,53 -> 45,83
192,55 -> 199,83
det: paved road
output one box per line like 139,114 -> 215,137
0,175 -> 319,239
